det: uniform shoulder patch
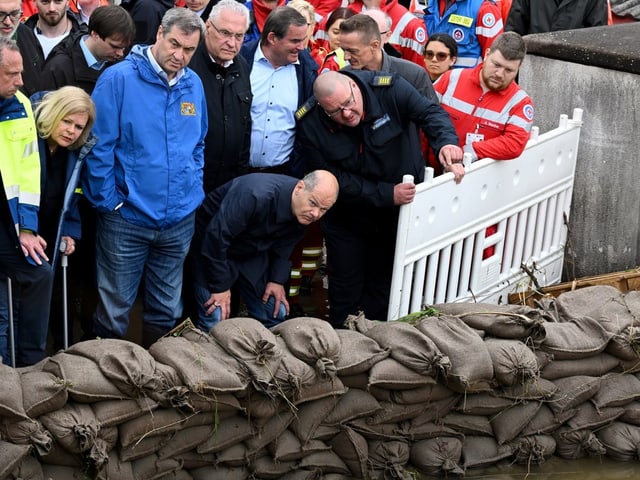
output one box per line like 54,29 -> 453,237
371,75 -> 394,87
295,97 -> 317,120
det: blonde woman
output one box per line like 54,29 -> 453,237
33,86 -> 97,351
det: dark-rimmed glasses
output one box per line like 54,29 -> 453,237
0,10 -> 22,23
210,22 -> 245,42
324,83 -> 356,118
425,50 -> 450,62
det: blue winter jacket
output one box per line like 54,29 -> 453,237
82,44 -> 208,229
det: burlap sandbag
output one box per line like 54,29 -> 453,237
190,466 -> 250,480
553,427 -> 606,459
298,451 -> 351,475
175,450 -> 216,469
290,396 -> 340,444
39,402 -> 98,454
540,316 -> 612,360
484,337 -> 539,386
403,395 -> 460,429
365,401 -> 427,425
0,417 -> 52,456
41,464 -> 88,479
195,414 -> 253,454
92,397 -> 159,428
491,400 -> 543,444
280,470 -> 323,480
119,409 -> 213,449
209,317 -> 283,394
271,317 -> 341,378
510,434 -> 556,465
120,434 -> 172,462
47,352 -> 128,403
434,302 -> 547,341
37,441 -> 83,467
157,425 -> 216,459
251,453 -> 297,478
0,363 -> 28,419
607,326 -> 640,361
396,420 -> 462,442
245,411 -> 295,453
368,358 -> 437,390
566,403 -> 624,431
379,383 -> 455,405
461,435 -> 514,469
416,315 -> 494,393
0,439 -> 32,479
455,393 -> 515,415
323,389 -> 381,425
344,311 -> 379,334
67,338 -> 158,398
364,321 -> 450,377
184,391 -> 243,415
5,453 -> 42,480
216,444 -> 248,467
620,400 -> 640,425
349,419 -> 406,442
328,428 -> 368,478
540,353 -> 620,380
520,404 -> 577,436
269,430 -> 330,462
88,425 -> 118,472
367,440 -> 411,479
272,337 -> 317,404
548,376 -> 601,414
596,421 -> 640,461
495,377 -> 558,400
149,336 -> 247,395
441,412 -> 493,436
131,453 -> 182,480
339,373 -> 369,391
591,373 -> 640,409
20,357 -> 69,418
334,328 -> 390,376
410,437 -> 464,477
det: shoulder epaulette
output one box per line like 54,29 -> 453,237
295,96 -> 317,120
371,75 -> 394,87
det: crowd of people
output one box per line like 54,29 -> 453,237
0,0 -> 608,365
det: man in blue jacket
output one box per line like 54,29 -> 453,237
82,8 -> 207,347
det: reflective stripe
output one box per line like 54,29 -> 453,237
301,261 -> 319,270
389,12 -> 424,56
476,19 -> 503,38
290,269 -> 302,278
4,184 -> 19,200
289,286 -> 299,296
454,56 -> 482,68
302,247 -> 323,256
19,191 -> 41,206
510,115 -> 533,131
23,138 -> 37,158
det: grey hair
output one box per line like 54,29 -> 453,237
161,7 -> 206,38
208,0 -> 250,30
0,37 -> 20,64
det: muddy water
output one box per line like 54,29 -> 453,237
465,456 -> 640,479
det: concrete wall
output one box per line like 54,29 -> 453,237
517,24 -> 640,279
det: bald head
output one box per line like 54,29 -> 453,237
291,169 -> 339,225
313,71 -> 348,100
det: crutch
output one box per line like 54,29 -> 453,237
7,277 -> 15,368
59,239 -> 69,349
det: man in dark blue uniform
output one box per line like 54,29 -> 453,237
297,70 -> 463,327
191,170 -> 339,330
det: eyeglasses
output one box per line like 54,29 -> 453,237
324,83 -> 356,118
0,10 -> 22,23
210,22 -> 245,42
379,30 -> 390,35
425,50 -> 450,62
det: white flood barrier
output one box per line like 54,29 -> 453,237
388,109 -> 584,320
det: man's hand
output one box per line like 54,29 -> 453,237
204,289 -> 231,320
444,163 -> 466,184
60,235 -> 76,256
19,231 -> 48,265
263,282 -> 289,318
438,144 -> 464,168
393,182 -> 416,205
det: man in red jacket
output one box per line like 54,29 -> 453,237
434,30 -> 533,180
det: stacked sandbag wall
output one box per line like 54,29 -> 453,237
2,285 -> 640,479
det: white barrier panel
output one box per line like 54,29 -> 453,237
388,109 -> 584,320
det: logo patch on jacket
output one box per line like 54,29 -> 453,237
449,14 -> 473,28
181,102 -> 197,116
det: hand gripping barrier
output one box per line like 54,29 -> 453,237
388,109 -> 584,320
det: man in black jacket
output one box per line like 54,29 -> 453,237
505,0 -> 608,35
40,5 -> 135,93
189,0 -> 252,193
297,70 -> 463,327
15,0 -> 85,95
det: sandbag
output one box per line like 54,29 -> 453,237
271,317 -> 341,378
491,400 -> 543,444
323,390 -> 381,425
367,440 -> 411,479
196,414 -> 254,454
131,453 -> 182,480
484,337 -> 539,386
510,434 -> 556,465
410,437 -> 464,477
251,453 -> 297,479
365,321 -> 450,377
245,411 -> 295,453
548,376 -> 601,414
553,427 -> 606,459
0,439 -> 32,479
272,337 -> 318,403
596,421 -> 640,461
368,358 -> 437,390
590,373 -> 640,409
433,302 -> 547,341
120,434 -> 171,462
539,316 -> 612,360
92,397 -> 159,428
0,417 -> 52,456
334,328 -> 390,376
461,436 -> 514,469
39,403 -> 98,454
520,404 -> 578,436
607,325 -> 640,361
190,465 -> 250,480
365,401 -> 427,425
416,315 -> 494,393
0,363 -> 29,419
566,403 -> 624,431
540,353 -> 620,380
297,450 -> 351,475
290,396 -> 340,444
157,425 -> 216,459
20,358 -> 68,418
440,412 -> 493,436
269,430 -> 330,462
329,428 -> 369,478
149,336 -> 247,395
455,393 -> 515,415
495,377 -> 558,400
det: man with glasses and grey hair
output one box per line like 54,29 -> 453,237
82,8 -> 207,347
297,70 -> 462,327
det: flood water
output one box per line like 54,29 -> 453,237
466,456 -> 640,479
